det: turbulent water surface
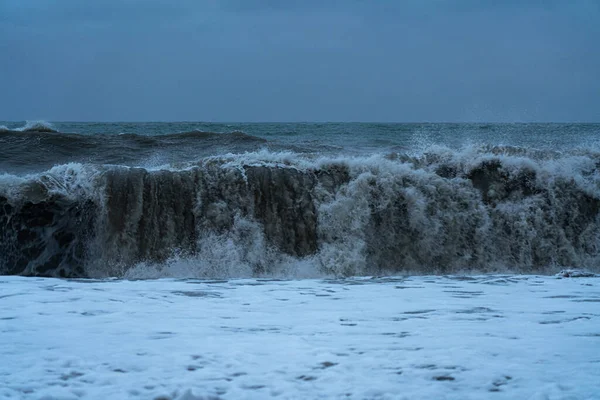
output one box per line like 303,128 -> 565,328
1,121 -> 599,278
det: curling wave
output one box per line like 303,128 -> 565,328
1,145 -> 599,278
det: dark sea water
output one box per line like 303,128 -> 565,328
1,121 -> 599,173
1,121 -> 599,278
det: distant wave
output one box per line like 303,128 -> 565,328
8,120 -> 59,133
1,145 -> 599,278
115,130 -> 267,142
172,130 -> 268,142
0,130 -> 271,173
1,126 -> 264,140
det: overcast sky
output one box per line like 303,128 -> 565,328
1,0 -> 598,122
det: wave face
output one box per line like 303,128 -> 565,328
1,145 -> 599,278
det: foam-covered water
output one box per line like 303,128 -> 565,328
1,122 -> 599,277
2,274 -> 598,399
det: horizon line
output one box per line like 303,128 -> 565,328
2,120 -> 599,124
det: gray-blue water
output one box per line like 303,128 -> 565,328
1,121 -> 599,278
1,121 -> 599,173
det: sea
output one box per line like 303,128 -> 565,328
1,121 -> 600,400
1,120 -> 599,278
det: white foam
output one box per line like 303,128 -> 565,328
1,275 -> 598,399
117,216 -> 324,280
13,120 -> 57,132
0,163 -> 100,203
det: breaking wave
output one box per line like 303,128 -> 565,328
1,145 -> 599,278
4,120 -> 59,133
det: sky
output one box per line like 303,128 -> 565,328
0,0 -> 599,122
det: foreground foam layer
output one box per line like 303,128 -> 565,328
1,147 -> 599,277
0,275 -> 599,399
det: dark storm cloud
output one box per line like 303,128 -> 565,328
0,0 -> 598,121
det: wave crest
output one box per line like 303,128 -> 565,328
15,120 -> 58,133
